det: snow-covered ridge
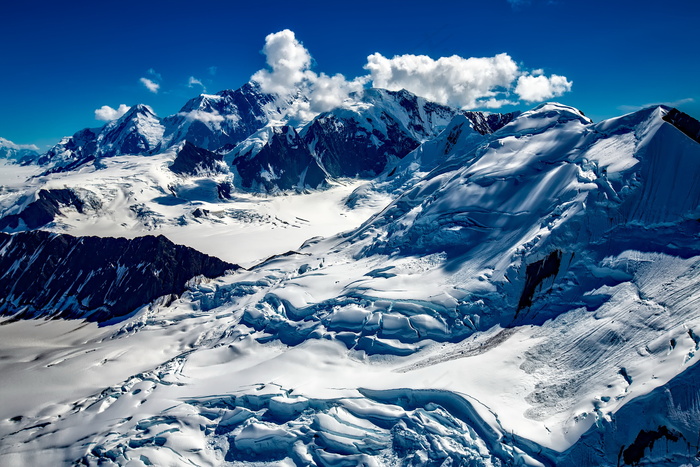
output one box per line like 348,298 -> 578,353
33,84 -> 518,194
0,103 -> 699,466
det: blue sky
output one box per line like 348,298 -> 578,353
1,0 -> 698,149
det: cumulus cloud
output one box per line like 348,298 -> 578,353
140,77 -> 160,93
178,110 -> 225,129
252,29 -> 312,95
514,73 -> 573,102
94,104 -> 131,121
251,29 -> 366,121
0,137 -> 39,151
365,53 -> 520,109
250,29 -> 573,117
188,76 -> 206,93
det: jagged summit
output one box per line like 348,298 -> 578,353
39,103 -> 164,170
31,83 -> 521,187
662,106 -> 700,143
98,103 -> 164,157
162,81 -> 288,152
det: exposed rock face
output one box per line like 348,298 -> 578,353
0,189 -> 86,230
302,89 -> 458,178
169,141 -> 226,176
0,231 -> 238,323
39,105 -> 164,170
663,107 -> 700,143
162,82 -> 282,152
303,112 -> 420,178
37,128 -> 99,167
297,89 -> 521,179
483,111 -> 521,133
232,126 -> 327,192
517,250 -> 562,311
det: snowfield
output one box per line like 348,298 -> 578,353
1,99 -> 700,466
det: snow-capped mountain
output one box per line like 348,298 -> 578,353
0,91 -> 699,467
40,104 -> 164,170
228,125 -> 327,192
161,81 -> 288,152
0,137 -> 39,162
224,87 -> 519,192
29,83 -> 518,194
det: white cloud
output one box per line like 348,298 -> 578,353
0,137 -> 39,151
208,66 -> 217,76
147,68 -> 162,80
178,110 -> 225,128
140,77 -> 160,93
250,29 -> 573,116
94,104 -> 131,121
365,53 -> 522,109
617,97 -> 695,113
514,74 -> 573,102
308,73 -> 366,112
478,98 -> 519,109
252,29 -> 312,95
251,29 -> 366,121
188,76 -> 206,93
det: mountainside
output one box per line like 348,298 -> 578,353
0,231 -> 237,323
0,95 -> 699,466
161,81 -> 287,152
221,87 -> 519,192
39,104 -> 164,170
27,83 -> 517,193
229,125 -> 327,191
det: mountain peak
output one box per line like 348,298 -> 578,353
526,102 -> 590,121
122,103 -> 157,119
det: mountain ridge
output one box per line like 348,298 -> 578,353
0,98 -> 699,466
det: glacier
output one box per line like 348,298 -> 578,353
0,82 -> 699,466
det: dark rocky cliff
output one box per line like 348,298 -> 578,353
0,231 -> 238,323
0,189 -> 86,230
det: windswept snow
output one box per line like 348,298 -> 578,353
1,102 -> 700,466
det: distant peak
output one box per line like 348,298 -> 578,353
124,104 -> 156,118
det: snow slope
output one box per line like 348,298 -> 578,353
0,103 -> 699,466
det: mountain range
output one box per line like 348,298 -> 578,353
0,80 -> 699,467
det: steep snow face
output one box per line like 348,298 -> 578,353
219,87 -> 520,185
1,104 -> 700,467
218,87 -> 518,191
97,104 -> 164,157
